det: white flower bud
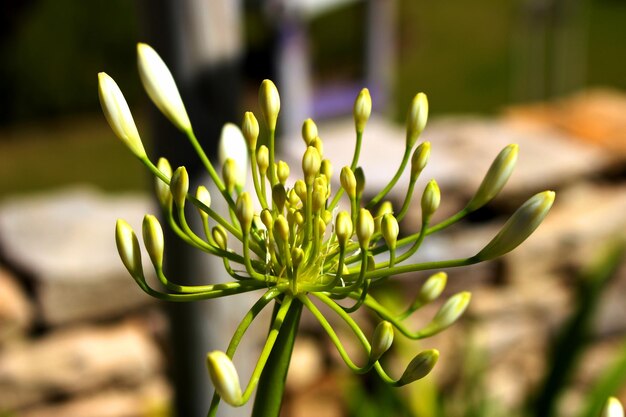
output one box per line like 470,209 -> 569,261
602,397 -> 624,417
242,112 -> 259,150
302,118 -> 318,145
353,88 -> 372,133
98,72 -> 146,158
155,157 -> 173,209
257,145 -> 269,176
259,79 -> 280,131
406,92 -> 428,149
206,351 -> 243,407
476,191 -> 555,260
137,43 -> 191,132
466,144 -> 519,211
142,214 -> 164,270
170,166 -> 189,208
302,146 -> 321,185
115,219 -> 143,279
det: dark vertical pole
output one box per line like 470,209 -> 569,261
139,1 -> 242,416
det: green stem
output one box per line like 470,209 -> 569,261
251,297 -> 303,417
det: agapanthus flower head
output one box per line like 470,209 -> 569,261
102,43 -> 554,415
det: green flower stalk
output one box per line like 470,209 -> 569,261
100,43 -> 556,417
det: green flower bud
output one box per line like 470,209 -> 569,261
257,145 -> 269,176
302,146 -> 322,185
274,214 -> 290,242
142,214 -> 164,269
170,166 -> 189,208
322,209 -> 332,225
98,72 -> 146,158
277,160 -> 290,185
375,201 -> 394,233
287,188 -> 301,208
294,180 -> 307,203
312,183 -> 327,213
356,208 -> 375,248
195,185 -> 211,221
406,92 -> 428,149
354,167 -> 366,200
353,88 -> 372,133
155,158 -> 173,209
335,211 -> 353,246
421,292 -> 471,336
222,158 -> 238,193
318,217 -> 327,236
602,397 -> 624,417
236,192 -> 254,235
320,159 -> 333,181
259,79 -> 280,131
370,321 -> 394,362
115,219 -> 143,279
410,141 -> 431,181
137,43 -> 191,132
260,209 -> 273,231
212,225 -> 228,250
381,213 -> 399,249
292,247 -> 305,268
340,166 -> 357,199
417,272 -> 447,305
206,351 -> 242,407
476,191 -> 555,260
272,184 -> 287,213
302,118 -> 318,145
421,179 -> 440,221
242,111 -> 259,150
398,349 -> 439,385
466,144 -> 519,211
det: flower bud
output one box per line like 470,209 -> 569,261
272,184 -> 287,213
170,166 -> 189,208
259,79 -> 280,131
294,180 -> 307,203
398,349 -> 439,385
236,192 -> 254,234
195,185 -> 211,221
406,92 -> 428,149
302,146 -> 322,185
98,72 -> 146,158
370,321 -> 394,362
206,351 -> 242,407
410,141 -> 431,181
353,88 -> 372,133
137,43 -> 191,132
115,219 -> 143,278
302,118 -> 318,145
242,111 -> 259,150
219,123 -> 248,189
375,201 -> 394,233
476,191 -> 555,260
421,179 -> 440,221
257,145 -> 269,176
356,208 -> 375,248
287,188 -> 301,207
155,158 -> 173,209
291,247 -> 305,268
421,292 -> 471,336
142,214 -> 164,269
335,211 -> 353,246
222,158 -> 238,193
466,144 -> 519,211
260,209 -> 273,231
274,214 -> 290,242
320,159 -> 333,181
340,166 -> 357,199
277,160 -> 290,185
381,213 -> 399,249
312,183 -> 327,213
354,167 -> 366,199
310,136 -> 324,157
416,272 -> 447,305
602,397 -> 624,417
212,225 -> 228,250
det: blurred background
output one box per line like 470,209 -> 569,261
1,0 -> 626,416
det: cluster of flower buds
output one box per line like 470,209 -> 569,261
99,43 -> 555,412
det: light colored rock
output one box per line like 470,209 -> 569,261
0,321 -> 162,410
0,267 -> 33,344
0,187 -> 156,325
19,377 -> 171,417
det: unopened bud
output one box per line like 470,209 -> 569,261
142,214 -> 164,269
356,208 -> 375,248
335,211 -> 353,246
340,166 -> 357,199
381,213 -> 399,249
274,215 -> 290,242
115,219 -> 143,278
476,191 -> 555,260
212,226 -> 228,250
257,145 -> 269,176
302,118 -> 318,145
294,180 -> 307,202
421,292 -> 471,337
272,184 -> 287,213
259,79 -> 280,131
236,192 -> 254,234
137,43 -> 191,132
354,167 -> 365,199
260,209 -> 273,231
98,72 -> 146,158
310,136 -> 324,157
219,124 -> 248,188
416,272 -> 447,305
421,180 -> 440,221
196,185 -> 211,221
170,166 -> 189,208
302,146 -> 322,184
466,144 -> 519,211
410,142 -> 431,181
206,351 -> 242,407
312,183 -> 327,212
320,159 -> 333,181
406,92 -> 428,148
375,201 -> 394,233
242,112 -> 259,150
602,397 -> 624,417
292,247 -> 305,268
155,158 -> 173,209
353,88 -> 372,133
370,321 -> 394,362
398,349 -> 439,385
223,158 -> 238,193
277,160 -> 290,185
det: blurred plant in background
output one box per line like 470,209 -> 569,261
100,43 -> 558,416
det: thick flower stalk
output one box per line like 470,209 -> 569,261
100,44 -> 555,417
